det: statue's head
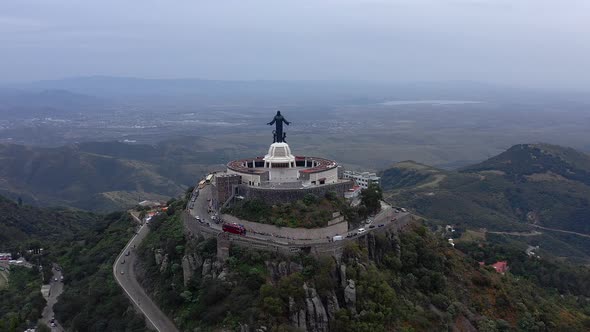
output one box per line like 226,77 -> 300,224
277,110 -> 281,115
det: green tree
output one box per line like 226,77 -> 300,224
360,183 -> 382,214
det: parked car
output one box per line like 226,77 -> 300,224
358,227 -> 366,234
369,225 -> 376,229
378,224 -> 384,227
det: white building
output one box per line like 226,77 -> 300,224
342,171 -> 381,189
226,142 -> 340,188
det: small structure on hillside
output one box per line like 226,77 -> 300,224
343,170 -> 381,189
344,185 -> 362,199
41,284 -> 51,298
138,200 -> 163,208
491,261 -> 509,274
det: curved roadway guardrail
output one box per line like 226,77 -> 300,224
183,191 -> 414,258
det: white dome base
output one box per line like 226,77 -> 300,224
263,142 -> 296,168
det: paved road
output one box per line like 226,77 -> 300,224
187,184 -> 411,246
113,217 -> 179,332
40,265 -> 65,331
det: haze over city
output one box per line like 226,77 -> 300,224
1,0 -> 590,90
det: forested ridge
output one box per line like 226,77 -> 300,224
381,143 -> 590,262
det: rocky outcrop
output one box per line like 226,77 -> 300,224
289,296 -> 307,330
339,264 -> 347,288
344,279 -> 357,314
202,258 -> 212,277
303,283 -> 329,332
265,260 -> 303,282
217,267 -> 229,281
182,253 -> 204,286
159,254 -> 169,273
212,260 -> 223,279
154,249 -> 163,265
325,290 -> 340,321
201,258 -> 224,280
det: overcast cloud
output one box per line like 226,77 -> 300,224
0,0 -> 588,89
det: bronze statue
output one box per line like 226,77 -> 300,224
267,110 -> 290,143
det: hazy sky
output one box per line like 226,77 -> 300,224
1,0 -> 589,89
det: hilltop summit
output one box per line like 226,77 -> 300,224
461,143 -> 590,185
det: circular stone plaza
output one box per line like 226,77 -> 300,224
211,111 -> 354,209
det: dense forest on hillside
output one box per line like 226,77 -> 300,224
136,202 -> 590,331
0,267 -> 46,331
0,138 -> 243,211
0,195 -> 100,250
0,197 -> 147,331
51,212 -> 146,331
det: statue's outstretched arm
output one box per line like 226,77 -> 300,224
267,119 -> 276,125
284,118 -> 290,125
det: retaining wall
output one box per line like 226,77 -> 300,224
236,180 -> 353,205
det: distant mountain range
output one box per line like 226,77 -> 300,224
381,143 -> 590,261
5,76 -> 588,104
0,138 -> 236,212
0,88 -> 112,118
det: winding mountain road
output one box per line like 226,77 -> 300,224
531,224 -> 590,239
40,265 -> 65,331
113,216 -> 179,332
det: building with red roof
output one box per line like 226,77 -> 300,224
491,261 -> 509,274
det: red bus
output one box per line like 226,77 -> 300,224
222,223 -> 246,236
